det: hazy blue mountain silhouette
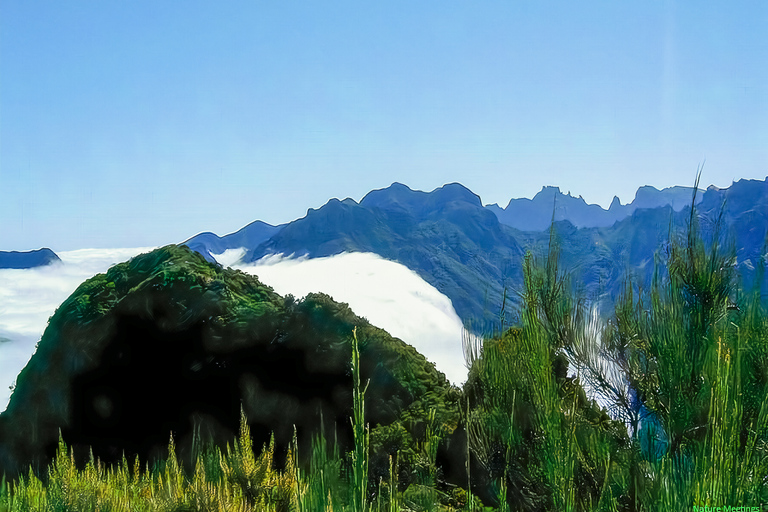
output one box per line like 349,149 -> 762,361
486,184 -> 703,231
504,178 -> 768,303
0,248 -> 60,269
696,178 -> 768,292
184,220 -> 285,263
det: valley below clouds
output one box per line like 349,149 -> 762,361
0,247 -> 468,410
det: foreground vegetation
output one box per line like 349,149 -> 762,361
1,198 -> 767,511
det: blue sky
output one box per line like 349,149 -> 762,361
2,1 -> 767,251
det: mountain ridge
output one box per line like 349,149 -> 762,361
235,182 -> 523,330
487,183 -> 705,231
185,181 -> 712,255
0,248 -> 60,269
182,178 -> 768,332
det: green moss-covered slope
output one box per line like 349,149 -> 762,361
0,244 -> 459,478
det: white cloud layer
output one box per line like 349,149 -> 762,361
230,251 -> 468,386
0,247 -> 156,410
0,247 -> 468,412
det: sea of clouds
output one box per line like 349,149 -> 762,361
0,247 -> 470,411
231,250 -> 470,386
0,247 -> 157,410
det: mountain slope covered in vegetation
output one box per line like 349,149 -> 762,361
0,244 -> 459,479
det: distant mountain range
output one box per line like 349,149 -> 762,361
185,178 -> 768,332
0,248 -> 60,269
487,184 -> 703,231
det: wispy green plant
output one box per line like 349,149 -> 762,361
351,326 -> 370,512
301,423 -> 343,512
592,172 -> 768,509
462,239 -> 624,511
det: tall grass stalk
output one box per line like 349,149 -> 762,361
351,326 -> 370,512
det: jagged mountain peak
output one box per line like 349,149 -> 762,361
431,182 -> 483,207
360,182 -> 426,213
306,196 -> 364,218
524,185 -> 560,203
493,182 -> 707,231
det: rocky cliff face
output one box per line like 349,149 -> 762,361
0,245 -> 458,476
